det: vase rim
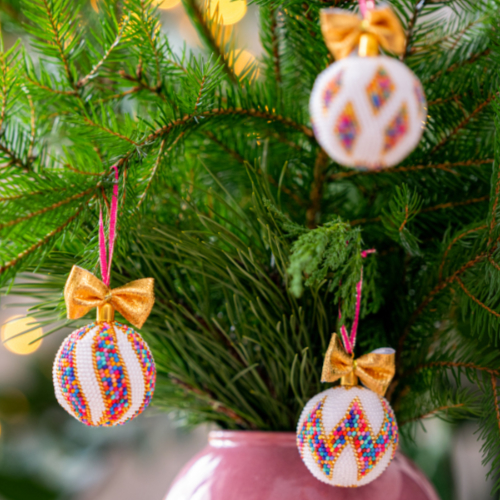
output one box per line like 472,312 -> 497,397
209,430 -> 296,448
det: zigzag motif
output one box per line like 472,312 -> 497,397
297,396 -> 398,480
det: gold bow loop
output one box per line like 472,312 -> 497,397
64,266 -> 155,329
321,334 -> 395,396
320,6 -> 406,60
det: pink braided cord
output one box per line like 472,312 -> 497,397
339,249 -> 376,354
358,0 -> 375,17
99,166 -> 119,287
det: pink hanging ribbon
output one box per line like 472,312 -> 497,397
99,166 -> 119,287
358,0 -> 375,18
339,249 -> 376,354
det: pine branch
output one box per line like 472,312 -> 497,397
83,116 -> 139,146
0,184 -> 99,229
431,93 -> 497,153
40,0 -> 76,89
400,403 -> 465,426
0,205 -> 85,275
330,159 -> 494,180
350,195 -> 490,226
269,6 -> 281,85
439,224 -> 487,280
169,376 -> 253,428
456,277 -> 500,318
306,148 -> 328,228
25,75 -> 77,95
491,375 -> 500,435
414,361 -> 499,376
77,16 -> 129,88
182,0 -> 237,84
144,108 -> 313,143
397,252 -> 491,369
402,0 -> 428,60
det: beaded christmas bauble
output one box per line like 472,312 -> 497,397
296,386 -> 398,487
310,55 -> 427,169
53,321 -> 156,427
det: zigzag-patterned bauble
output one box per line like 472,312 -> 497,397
296,386 -> 398,487
53,321 -> 156,427
310,56 -> 427,169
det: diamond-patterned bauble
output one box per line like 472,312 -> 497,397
296,386 -> 399,487
310,56 -> 427,169
53,321 -> 156,427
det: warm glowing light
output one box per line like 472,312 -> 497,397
230,50 -> 259,79
90,0 -> 99,12
154,0 -> 182,9
209,0 -> 247,25
1,316 -> 43,355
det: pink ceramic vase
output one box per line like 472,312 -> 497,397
165,431 -> 440,500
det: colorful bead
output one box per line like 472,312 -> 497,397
297,393 -> 398,482
55,323 -> 94,425
366,66 -> 394,114
322,71 -> 343,114
93,324 -> 131,426
335,102 -> 359,153
53,322 -> 156,427
117,322 -> 156,419
384,104 -> 409,153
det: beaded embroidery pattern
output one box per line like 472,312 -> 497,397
384,104 -> 409,153
297,396 -> 398,481
335,102 -> 359,153
366,66 -> 394,114
117,322 -> 156,418
322,71 -> 343,114
93,323 -> 132,426
56,323 -> 93,425
54,322 -> 156,427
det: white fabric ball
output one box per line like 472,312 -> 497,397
310,55 -> 427,169
296,386 -> 399,487
53,321 -> 156,427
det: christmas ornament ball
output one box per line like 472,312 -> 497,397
296,386 -> 398,487
310,55 -> 427,169
53,321 -> 156,427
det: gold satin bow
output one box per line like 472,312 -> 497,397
64,266 -> 155,329
321,334 -> 395,396
320,6 -> 406,60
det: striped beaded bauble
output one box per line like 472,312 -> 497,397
296,386 -> 398,487
53,321 -> 155,427
310,55 -> 427,169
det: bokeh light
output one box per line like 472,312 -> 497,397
209,0 -> 247,25
230,49 -> 259,79
1,316 -> 43,355
154,0 -> 182,10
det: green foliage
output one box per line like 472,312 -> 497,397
0,0 -> 500,492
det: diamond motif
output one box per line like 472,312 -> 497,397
297,397 -> 398,480
367,66 -> 395,114
322,71 -> 343,114
384,104 -> 409,153
335,102 -> 359,154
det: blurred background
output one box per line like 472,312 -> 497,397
0,1 -> 497,498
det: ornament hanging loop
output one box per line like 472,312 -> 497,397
358,32 -> 379,57
97,303 -> 115,323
